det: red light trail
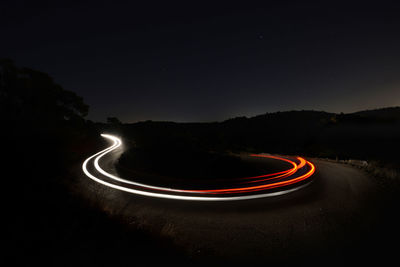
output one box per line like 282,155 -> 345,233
82,134 -> 315,201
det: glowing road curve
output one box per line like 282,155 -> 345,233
82,134 -> 315,201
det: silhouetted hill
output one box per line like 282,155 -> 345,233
116,108 -> 400,180
352,106 -> 400,121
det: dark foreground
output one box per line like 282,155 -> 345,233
78,148 -> 400,265
5,131 -> 400,266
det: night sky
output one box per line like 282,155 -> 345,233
2,1 -> 400,122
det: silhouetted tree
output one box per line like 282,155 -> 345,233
107,117 -> 122,125
0,58 -> 89,125
0,58 -> 97,169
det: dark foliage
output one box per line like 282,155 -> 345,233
1,60 -> 185,266
119,108 -> 400,179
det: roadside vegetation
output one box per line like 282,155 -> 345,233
1,59 -> 187,265
117,107 -> 400,187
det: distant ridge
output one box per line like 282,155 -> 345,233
220,107 -> 400,124
125,106 -> 400,125
351,106 -> 400,120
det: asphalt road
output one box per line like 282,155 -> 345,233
78,137 -> 389,265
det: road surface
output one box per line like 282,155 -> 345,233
78,134 -> 383,264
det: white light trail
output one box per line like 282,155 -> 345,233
82,134 -> 314,201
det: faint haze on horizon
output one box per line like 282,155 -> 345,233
1,1 -> 400,123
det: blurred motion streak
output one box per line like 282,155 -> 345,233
82,134 -> 315,201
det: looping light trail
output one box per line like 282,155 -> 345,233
82,134 -> 315,201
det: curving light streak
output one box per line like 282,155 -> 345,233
82,134 -> 315,201
240,156 -> 307,184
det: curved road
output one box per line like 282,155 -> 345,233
79,135 -> 382,264
83,134 -> 315,200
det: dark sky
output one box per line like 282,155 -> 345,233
1,1 -> 400,122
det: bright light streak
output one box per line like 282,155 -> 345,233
82,134 -> 315,201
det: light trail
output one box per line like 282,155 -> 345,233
82,134 -> 315,201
